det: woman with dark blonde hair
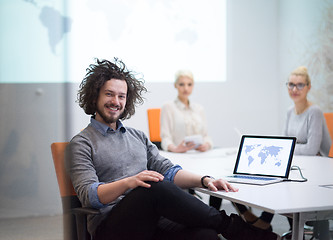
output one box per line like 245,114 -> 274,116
284,66 -> 331,156
234,66 -> 332,238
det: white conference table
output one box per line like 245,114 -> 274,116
160,148 -> 333,240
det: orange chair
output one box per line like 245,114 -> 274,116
324,113 -> 333,157
147,108 -> 162,149
51,142 -> 99,240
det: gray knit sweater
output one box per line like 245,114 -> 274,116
65,119 -> 175,235
284,105 -> 331,156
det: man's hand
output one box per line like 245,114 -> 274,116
127,170 -> 164,189
206,178 -> 239,192
98,170 -> 164,204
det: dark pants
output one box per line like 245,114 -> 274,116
94,181 -> 228,240
209,196 -> 222,210
235,203 -> 274,223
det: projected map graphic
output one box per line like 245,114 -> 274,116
1,0 -> 226,83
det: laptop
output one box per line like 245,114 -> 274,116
225,135 -> 296,185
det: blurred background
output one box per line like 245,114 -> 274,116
0,0 -> 332,222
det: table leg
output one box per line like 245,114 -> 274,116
292,212 -> 305,240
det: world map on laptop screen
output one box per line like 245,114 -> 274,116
234,136 -> 295,177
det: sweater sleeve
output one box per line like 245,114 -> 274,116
294,107 -> 324,155
65,135 -> 101,208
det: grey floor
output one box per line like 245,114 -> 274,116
0,214 -> 63,240
0,196 -> 331,240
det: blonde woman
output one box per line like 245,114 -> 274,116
284,66 -> 331,156
233,67 -> 332,235
160,70 -> 213,153
283,66 -> 332,239
161,70 -> 222,210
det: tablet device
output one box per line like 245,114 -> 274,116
184,135 -> 203,148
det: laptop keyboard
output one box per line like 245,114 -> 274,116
233,175 -> 276,181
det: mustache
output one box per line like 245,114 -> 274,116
106,103 -> 121,109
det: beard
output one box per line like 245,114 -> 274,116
96,104 -> 124,124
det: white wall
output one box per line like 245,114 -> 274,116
0,83 -> 66,218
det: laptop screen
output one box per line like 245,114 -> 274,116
233,135 -> 296,178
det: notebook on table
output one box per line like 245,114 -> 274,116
224,135 -> 296,185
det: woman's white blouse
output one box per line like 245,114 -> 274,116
160,98 -> 213,151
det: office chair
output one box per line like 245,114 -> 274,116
281,219 -> 332,240
51,142 -> 100,240
147,108 -> 162,149
324,112 -> 333,157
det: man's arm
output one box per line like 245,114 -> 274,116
173,169 -> 238,192
97,170 -> 164,204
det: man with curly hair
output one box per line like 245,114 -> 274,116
66,58 -> 280,240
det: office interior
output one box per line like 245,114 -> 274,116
0,0 -> 332,239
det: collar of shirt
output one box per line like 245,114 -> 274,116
175,97 -> 192,111
90,117 -> 126,136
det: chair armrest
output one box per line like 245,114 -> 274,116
72,207 -> 101,216
71,207 -> 100,240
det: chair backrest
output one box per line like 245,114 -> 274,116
324,113 -> 333,157
51,142 -> 76,197
51,142 -> 88,240
147,108 -> 162,149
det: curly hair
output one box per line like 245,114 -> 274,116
77,58 -> 147,120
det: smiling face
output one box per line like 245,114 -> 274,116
287,74 -> 311,104
175,76 -> 194,102
95,79 -> 127,129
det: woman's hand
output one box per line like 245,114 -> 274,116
196,142 -> 211,152
168,141 -> 196,153
127,170 -> 164,189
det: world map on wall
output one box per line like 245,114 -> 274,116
22,0 -> 226,83
24,0 -> 204,56
244,144 -> 283,167
24,0 -> 72,54
0,0 -> 226,84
